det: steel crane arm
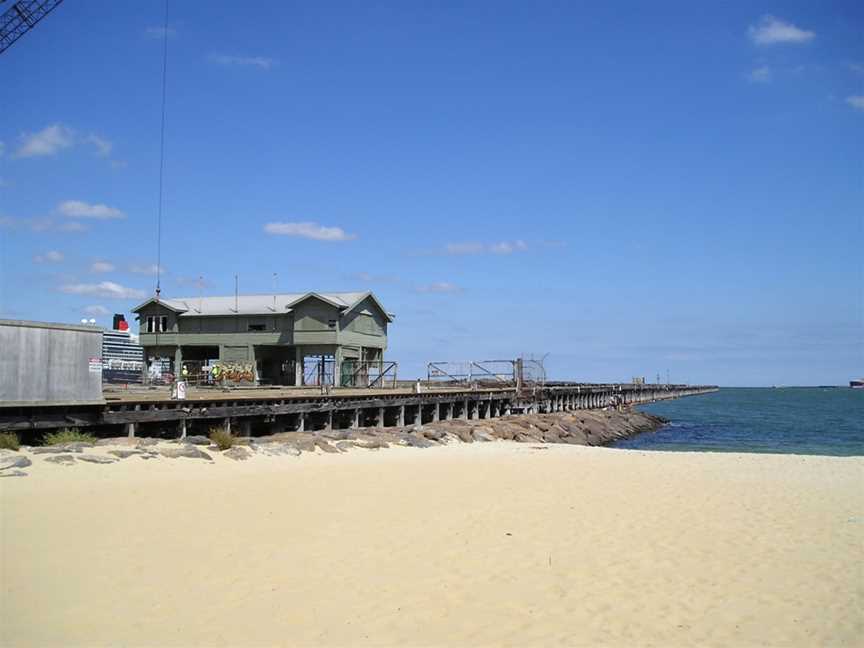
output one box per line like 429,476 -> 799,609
0,0 -> 65,55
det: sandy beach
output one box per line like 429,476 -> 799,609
1,442 -> 862,647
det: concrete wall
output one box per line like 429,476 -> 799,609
0,320 -> 104,404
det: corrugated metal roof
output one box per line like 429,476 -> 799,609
134,292 -> 373,317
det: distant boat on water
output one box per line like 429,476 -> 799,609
850,379 -> 864,389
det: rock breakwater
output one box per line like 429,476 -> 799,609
0,408 -> 667,477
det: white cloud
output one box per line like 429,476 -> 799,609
445,242 -> 485,255
60,281 -> 146,299
59,221 -> 88,232
83,305 -> 110,316
84,133 -> 112,157
747,66 -> 772,83
748,16 -> 815,46
211,54 -> 277,70
263,221 -> 357,241
128,263 -> 166,276
90,261 -> 115,273
846,96 -> 864,111
57,200 -> 125,220
0,217 -> 89,233
445,240 -> 528,255
10,125 -> 120,164
349,272 -> 400,284
173,275 -> 212,289
490,240 -> 528,254
145,25 -> 176,39
14,124 -> 75,158
416,282 -> 461,294
33,250 -> 64,263
29,218 -> 54,232
110,159 -> 128,169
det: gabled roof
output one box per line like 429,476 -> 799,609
342,291 -> 394,322
131,291 -> 392,319
130,297 -> 189,314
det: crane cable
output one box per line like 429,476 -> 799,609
155,0 -> 168,299
152,0 -> 168,367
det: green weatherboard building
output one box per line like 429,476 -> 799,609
132,291 -> 392,386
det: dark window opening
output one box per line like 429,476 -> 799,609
146,315 -> 169,333
328,319 -> 337,328
248,323 -> 266,332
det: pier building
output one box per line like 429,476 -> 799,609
131,292 -> 392,387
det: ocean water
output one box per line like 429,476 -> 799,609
612,387 -> 864,456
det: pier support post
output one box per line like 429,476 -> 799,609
127,404 -> 141,437
179,417 -> 186,439
447,402 -> 454,420
433,403 -> 440,422
378,407 -> 385,428
351,409 -> 360,429
398,405 -> 405,427
224,417 -> 232,435
462,399 -> 469,421
414,405 -> 422,427
326,410 -> 333,432
296,414 -> 304,433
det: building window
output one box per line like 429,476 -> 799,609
146,316 -> 168,333
328,319 -> 337,329
248,323 -> 266,332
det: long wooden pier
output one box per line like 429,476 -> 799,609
0,383 -> 717,441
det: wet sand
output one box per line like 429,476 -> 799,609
1,442 -> 862,646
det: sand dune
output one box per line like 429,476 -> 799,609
1,443 -> 862,646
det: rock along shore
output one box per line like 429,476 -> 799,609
0,407 -> 667,477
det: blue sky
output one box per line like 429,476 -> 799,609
1,1 -> 861,386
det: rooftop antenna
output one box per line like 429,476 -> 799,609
154,0 -> 169,300
197,275 -> 203,314
271,272 -> 278,312
234,274 -> 239,313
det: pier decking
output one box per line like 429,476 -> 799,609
0,383 -> 717,441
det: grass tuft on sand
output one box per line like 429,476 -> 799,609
0,431 -> 20,451
209,427 -> 236,450
43,428 -> 97,446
